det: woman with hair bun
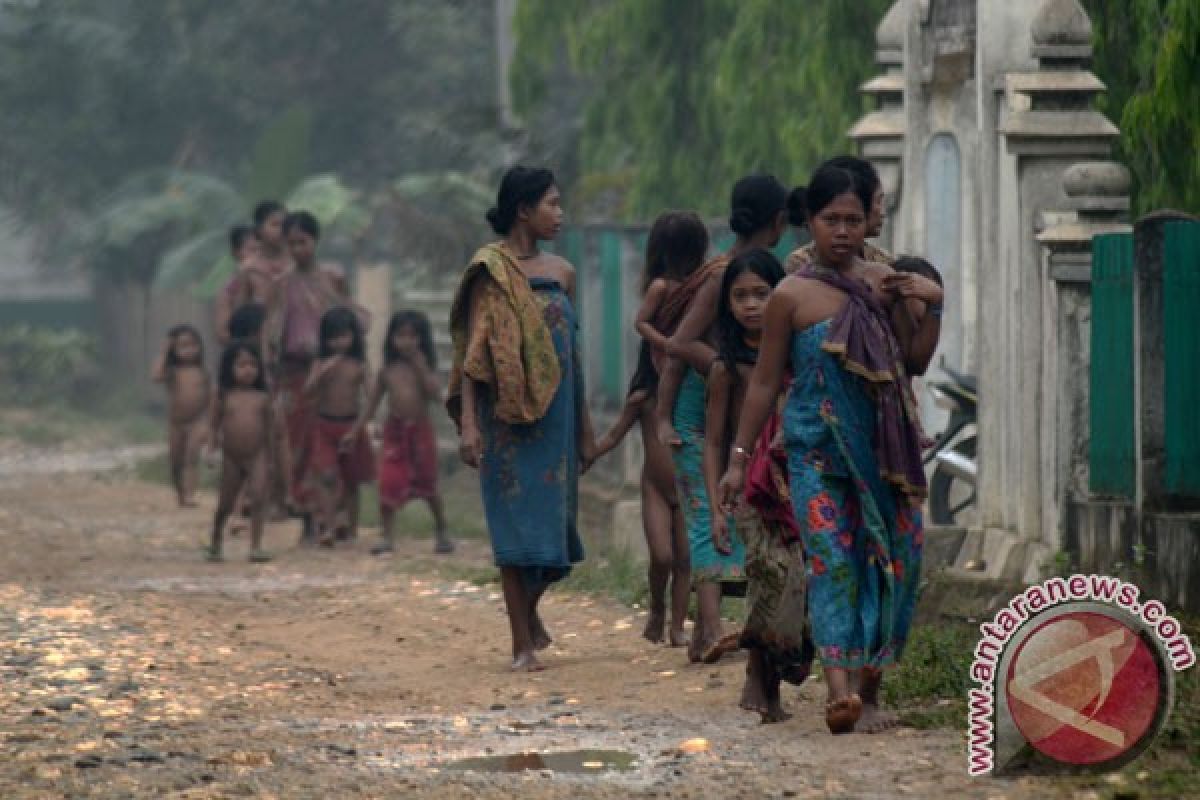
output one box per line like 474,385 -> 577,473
719,162 -> 942,735
447,166 -> 595,672
653,175 -> 788,673
785,156 -> 893,273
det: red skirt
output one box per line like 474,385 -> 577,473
379,416 -> 438,509
308,415 -> 376,491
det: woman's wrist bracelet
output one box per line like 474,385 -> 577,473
731,444 -> 751,463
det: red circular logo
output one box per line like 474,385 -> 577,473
1005,610 -> 1164,766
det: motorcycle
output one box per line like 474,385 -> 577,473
925,361 -> 977,526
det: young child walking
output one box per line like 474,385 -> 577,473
151,325 -> 211,508
304,306 -> 374,546
588,211 -> 709,646
701,248 -> 808,723
347,310 -> 451,556
208,341 -> 274,562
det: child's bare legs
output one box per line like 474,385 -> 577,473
427,495 -> 453,553
654,359 -> 684,448
167,423 -> 188,507
373,506 -> 397,555
693,581 -> 723,660
499,567 -> 543,671
824,666 -> 862,734
210,456 -> 246,562
179,420 -> 206,507
855,667 -> 898,733
639,404 -> 689,644
315,472 -> 340,546
342,484 -> 360,541
245,452 -> 271,562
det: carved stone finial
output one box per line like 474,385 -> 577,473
1063,161 -> 1131,199
1032,0 -> 1091,46
876,1 -> 905,65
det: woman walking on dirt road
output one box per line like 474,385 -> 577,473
447,166 -> 595,672
719,162 -> 942,734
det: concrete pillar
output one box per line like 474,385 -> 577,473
1035,162 -> 1131,562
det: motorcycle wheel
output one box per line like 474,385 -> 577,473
929,436 -> 977,526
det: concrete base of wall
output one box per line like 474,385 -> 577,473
949,527 -> 1053,585
1067,499 -> 1200,612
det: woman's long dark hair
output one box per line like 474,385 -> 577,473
318,307 -> 365,361
715,249 -> 785,380
642,211 -> 709,291
218,341 -> 267,391
384,310 -> 437,370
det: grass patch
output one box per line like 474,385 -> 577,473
0,398 -> 160,448
133,452 -> 220,492
882,618 -> 976,729
354,483 -> 486,540
560,547 -> 651,608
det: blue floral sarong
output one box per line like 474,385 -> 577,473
783,320 -> 923,669
672,367 -> 746,585
479,277 -> 585,589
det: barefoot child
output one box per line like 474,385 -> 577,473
151,325 -> 211,508
588,211 -> 708,647
304,307 -> 374,546
208,341 -> 274,562
346,310 -> 451,555
702,248 -> 808,723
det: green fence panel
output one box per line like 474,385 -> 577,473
1163,220 -> 1200,499
600,232 -> 623,402
1089,232 -> 1136,497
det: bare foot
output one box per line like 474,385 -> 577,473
701,631 -> 741,664
825,693 -> 863,735
642,609 -> 666,644
204,548 -> 224,563
434,537 -> 456,554
530,613 -> 553,651
739,674 -> 768,715
687,630 -> 707,664
318,532 -> 335,548
511,651 -> 546,672
248,549 -> 272,563
656,419 -> 682,449
668,627 -> 689,648
370,542 -> 395,556
855,703 -> 900,734
180,499 -> 199,509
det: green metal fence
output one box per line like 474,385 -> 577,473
1163,220 -> 1200,500
1089,231 -> 1136,497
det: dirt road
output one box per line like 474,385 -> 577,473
0,446 -> 1075,799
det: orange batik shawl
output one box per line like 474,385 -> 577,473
446,243 -> 561,428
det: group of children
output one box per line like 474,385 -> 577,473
153,202 -> 450,563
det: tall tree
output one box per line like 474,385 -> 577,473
1087,0 -> 1200,214
510,0 -> 890,220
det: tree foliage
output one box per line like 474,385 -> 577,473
511,0 -> 891,220
1087,0 -> 1200,214
0,0 -> 502,275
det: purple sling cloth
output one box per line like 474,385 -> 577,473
804,266 -> 928,502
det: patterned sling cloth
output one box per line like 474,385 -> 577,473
805,266 -> 927,503
652,254 -> 731,338
745,405 -> 800,544
446,243 -> 561,427
784,241 -> 895,275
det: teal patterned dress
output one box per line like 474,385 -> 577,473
783,320 -> 923,669
672,367 -> 746,585
479,277 -> 585,589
